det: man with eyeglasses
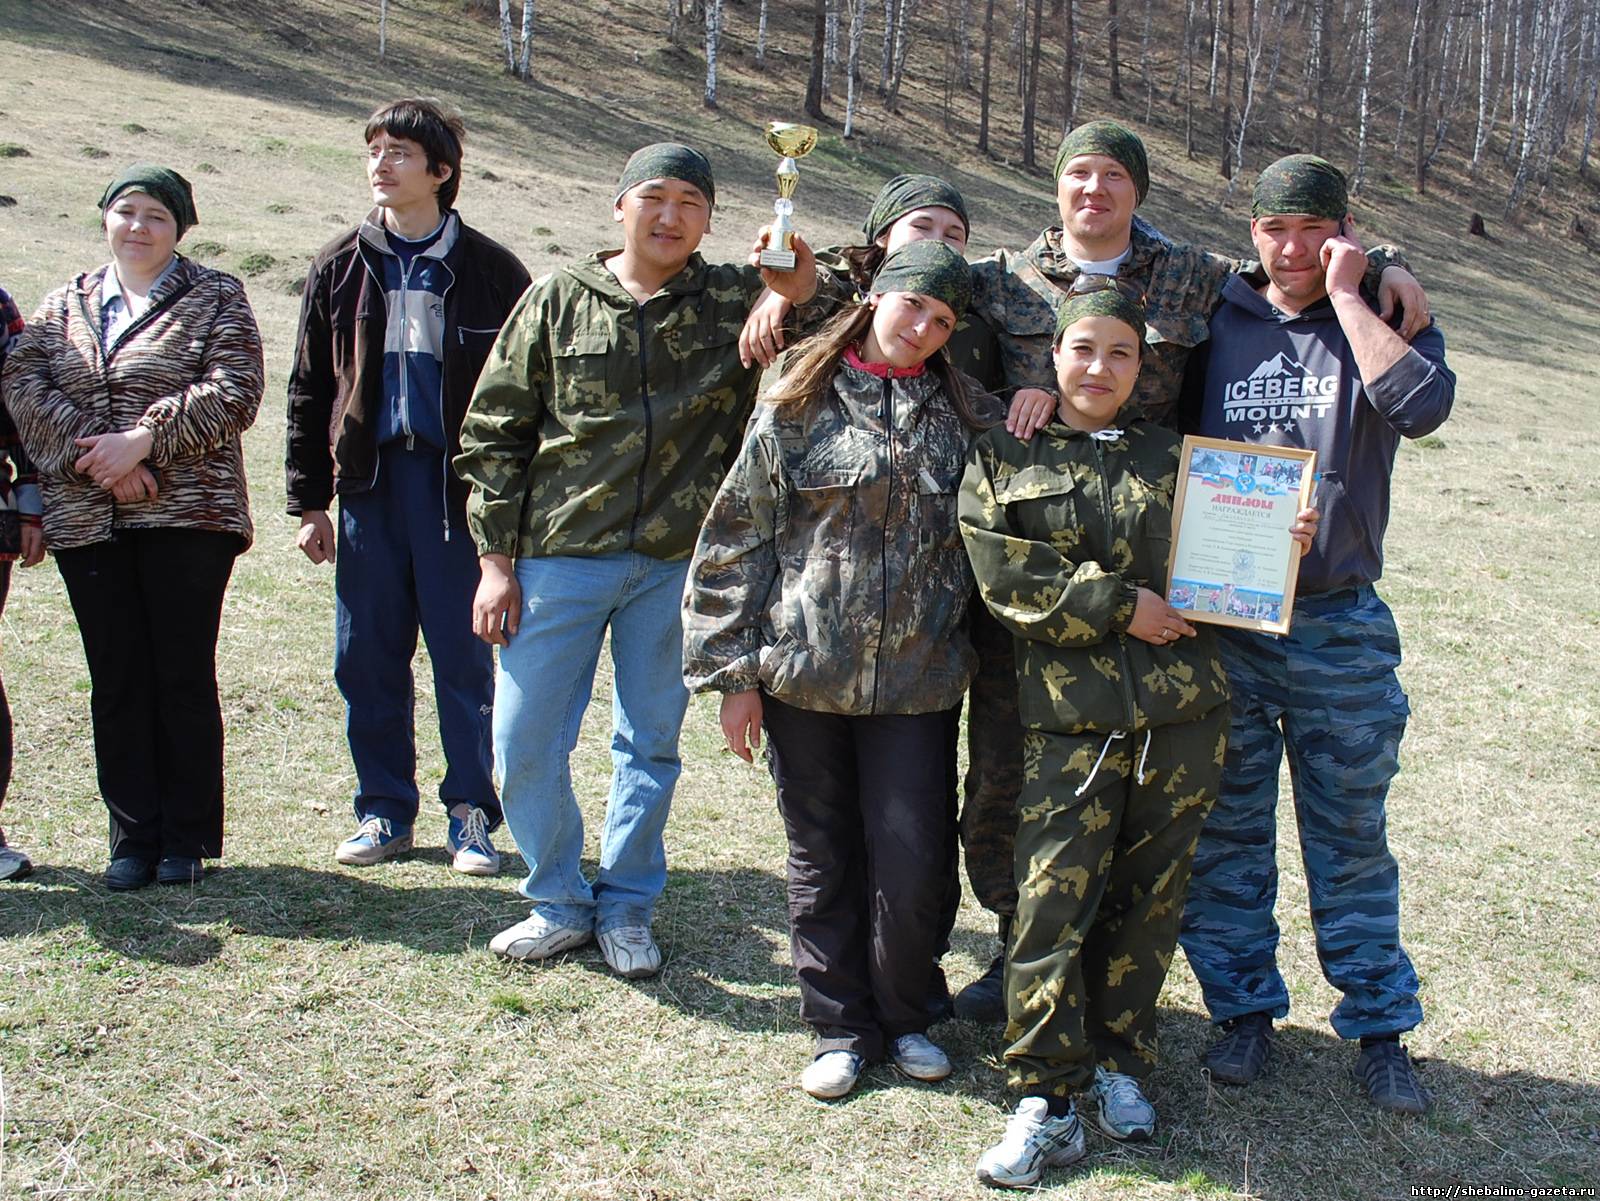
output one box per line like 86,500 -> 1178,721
286,96 -> 530,875
1175,154 -> 1454,1116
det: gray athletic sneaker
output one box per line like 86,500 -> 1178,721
1086,1066 -> 1156,1141
0,828 -> 32,882
975,1097 -> 1087,1189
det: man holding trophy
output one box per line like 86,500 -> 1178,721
456,139 -> 821,981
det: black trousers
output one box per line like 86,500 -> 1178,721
763,694 -> 959,1061
55,528 -> 239,860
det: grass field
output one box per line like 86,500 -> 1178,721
1,2 -> 1598,1198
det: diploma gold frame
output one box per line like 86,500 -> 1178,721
1164,435 -> 1318,636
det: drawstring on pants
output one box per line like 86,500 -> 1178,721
1074,727 -> 1155,797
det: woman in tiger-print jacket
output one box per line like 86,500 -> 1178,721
1,165 -> 263,891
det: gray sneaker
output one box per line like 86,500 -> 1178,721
335,816 -> 413,866
1355,1039 -> 1433,1114
0,828 -> 31,882
1086,1066 -> 1156,1141
597,925 -> 661,979
975,1097 -> 1086,1189
890,1033 -> 952,1082
489,912 -> 593,962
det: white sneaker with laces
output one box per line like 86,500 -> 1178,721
447,804 -> 501,876
801,1050 -> 865,1099
890,1032 -> 952,1082
1087,1065 -> 1157,1141
597,925 -> 662,979
975,1097 -> 1087,1189
488,912 -> 592,961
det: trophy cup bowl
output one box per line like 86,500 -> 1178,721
759,122 -> 819,271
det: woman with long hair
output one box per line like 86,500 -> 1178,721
684,240 -> 999,1099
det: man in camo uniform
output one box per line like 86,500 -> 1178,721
455,143 -> 818,981
1176,154 -> 1455,1114
948,120 -> 1429,1023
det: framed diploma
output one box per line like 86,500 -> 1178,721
1164,436 -> 1317,636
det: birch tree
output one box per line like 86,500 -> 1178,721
1022,0 -> 1046,166
756,0 -> 769,66
845,0 -> 870,135
704,0 -> 722,107
379,0 -> 388,59
979,0 -> 997,151
518,0 -> 535,78
806,0 -> 828,116
1352,0 -> 1377,191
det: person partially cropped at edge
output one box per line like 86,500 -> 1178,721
2,165 -> 263,890
286,98 -> 530,875
456,143 -> 821,981
685,241 -> 1003,1100
1176,154 -> 1454,1115
960,281 -> 1317,1188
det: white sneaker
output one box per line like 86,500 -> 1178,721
890,1033 -> 952,1082
489,912 -> 592,961
975,1097 -> 1087,1189
597,925 -> 662,979
801,1050 -> 865,1100
446,804 -> 501,876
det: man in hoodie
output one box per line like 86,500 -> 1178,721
1176,154 -> 1454,1115
456,143 -> 819,980
286,98 -> 530,874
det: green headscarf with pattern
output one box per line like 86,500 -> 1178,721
1252,154 -> 1348,220
614,142 -> 716,208
1052,120 -> 1150,203
869,240 -> 971,318
861,174 -> 971,243
99,164 -> 199,238
1053,284 -> 1146,344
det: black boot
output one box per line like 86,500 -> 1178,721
953,915 -> 1011,1024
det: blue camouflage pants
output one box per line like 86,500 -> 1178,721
1178,585 -> 1423,1039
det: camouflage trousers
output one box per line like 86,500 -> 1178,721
1005,706 -> 1228,1095
1178,585 -> 1423,1039
958,599 -> 1025,918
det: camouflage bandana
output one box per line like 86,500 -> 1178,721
861,174 -> 971,243
1054,287 -> 1147,344
869,239 -> 972,318
1252,154 -> 1348,220
1053,120 -> 1150,203
99,164 -> 199,238
614,142 -> 716,208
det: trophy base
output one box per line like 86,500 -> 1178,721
758,248 -> 797,271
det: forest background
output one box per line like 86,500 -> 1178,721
0,0 -> 1596,1198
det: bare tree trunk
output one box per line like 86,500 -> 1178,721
1581,6 -> 1600,177
1220,0 -> 1235,177
668,0 -> 680,44
1022,0 -> 1045,166
824,0 -> 838,96
1183,0 -> 1197,156
1310,0 -> 1327,154
882,0 -> 899,94
1062,0 -> 1077,132
757,0 -> 769,66
1415,0 -> 1430,191
889,0 -> 917,106
378,0 -> 388,59
1223,0 -> 1272,198
806,0 -> 828,115
518,0 -> 536,78
498,0 -> 516,73
1504,0 -> 1526,166
846,0 -> 868,134
1108,0 -> 1124,98
979,0 -> 997,151
1352,0 -> 1376,191
957,0 -> 974,85
1141,0 -> 1154,119
1208,0 -> 1222,97
1394,0 -> 1424,158
704,0 -> 722,107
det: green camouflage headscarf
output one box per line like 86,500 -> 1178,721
861,174 -> 971,243
1054,285 -> 1146,344
1053,120 -> 1149,203
99,164 -> 199,238
869,240 -> 971,317
1252,154 -> 1348,220
614,142 -> 716,208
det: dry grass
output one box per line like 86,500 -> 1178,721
1,2 -> 1597,1198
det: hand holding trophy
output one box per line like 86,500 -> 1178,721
757,122 -> 819,271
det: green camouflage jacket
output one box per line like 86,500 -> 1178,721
456,251 -> 765,562
959,419 -> 1230,735
684,359 -> 1001,715
799,248 -> 1007,391
971,217 -> 1405,429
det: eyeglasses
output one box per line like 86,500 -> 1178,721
1066,273 -> 1146,306
367,147 -> 414,166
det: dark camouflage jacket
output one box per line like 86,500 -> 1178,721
684,358 -> 1000,716
799,248 -> 1007,391
971,217 -> 1406,429
456,251 -> 765,562
960,419 -> 1230,735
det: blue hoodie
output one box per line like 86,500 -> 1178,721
1182,274 -> 1454,595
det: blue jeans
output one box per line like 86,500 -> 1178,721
494,553 -> 690,934
1178,585 -> 1422,1039
334,444 -> 499,829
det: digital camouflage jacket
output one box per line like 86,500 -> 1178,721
959,419 -> 1230,735
455,251 -> 765,562
683,357 -> 1001,716
970,217 -> 1406,429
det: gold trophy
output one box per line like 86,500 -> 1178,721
757,121 -> 819,271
